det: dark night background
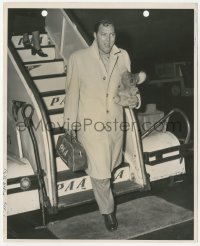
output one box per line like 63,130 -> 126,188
66,9 -> 194,72
8,8 -> 194,71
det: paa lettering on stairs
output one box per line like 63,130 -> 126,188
57,166 -> 130,197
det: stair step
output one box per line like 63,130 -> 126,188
12,34 -> 50,48
52,127 -> 65,136
25,60 -> 65,77
49,113 -> 64,129
17,46 -> 56,62
24,58 -> 64,65
56,162 -> 130,184
57,169 -> 87,181
42,93 -> 65,110
48,108 -> 64,115
40,89 -> 65,97
113,180 -> 142,195
56,157 -> 70,172
58,190 -> 94,209
56,164 -> 143,209
58,180 -> 143,210
32,73 -> 66,80
33,76 -> 66,93
16,44 -> 55,50
53,133 -> 63,146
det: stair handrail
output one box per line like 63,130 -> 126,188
62,9 -> 92,46
8,40 -> 58,212
141,108 -> 191,145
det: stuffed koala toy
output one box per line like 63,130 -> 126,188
114,70 -> 146,107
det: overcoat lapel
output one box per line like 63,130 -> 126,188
89,40 -> 107,75
107,46 -> 121,78
89,39 -> 122,89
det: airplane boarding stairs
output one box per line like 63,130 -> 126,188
8,33 -> 149,215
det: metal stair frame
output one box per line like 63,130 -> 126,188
8,40 -> 58,214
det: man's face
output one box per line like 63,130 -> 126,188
94,24 -> 116,54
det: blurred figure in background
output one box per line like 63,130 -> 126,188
23,31 -> 48,57
9,9 -> 48,57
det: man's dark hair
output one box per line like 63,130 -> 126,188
94,20 -> 115,33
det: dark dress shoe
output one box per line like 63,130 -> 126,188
103,213 -> 118,232
31,47 -> 48,57
23,41 -> 32,49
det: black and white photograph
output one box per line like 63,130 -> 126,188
4,2 -> 197,241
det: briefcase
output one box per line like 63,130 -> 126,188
56,132 -> 87,172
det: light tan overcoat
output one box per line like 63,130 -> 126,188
64,40 -> 137,179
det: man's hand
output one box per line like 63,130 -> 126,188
114,93 -> 139,107
65,129 -> 77,139
127,95 -> 139,108
114,86 -> 140,107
